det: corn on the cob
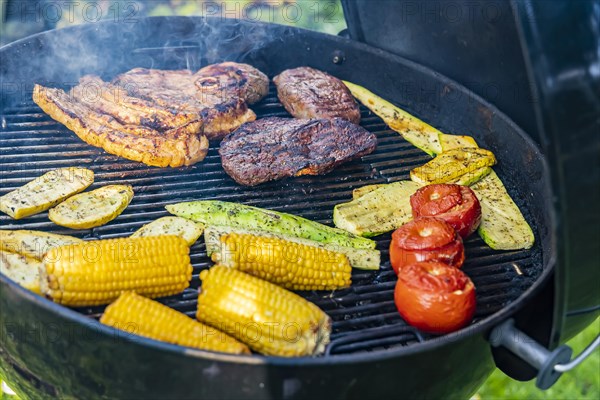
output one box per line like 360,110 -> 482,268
212,233 -> 352,291
101,292 -> 250,354
197,266 -> 331,357
41,236 -> 192,307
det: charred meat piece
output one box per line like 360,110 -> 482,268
33,84 -> 208,168
72,75 -> 201,132
112,62 -> 268,139
195,62 -> 269,105
219,117 -> 377,186
273,67 -> 361,124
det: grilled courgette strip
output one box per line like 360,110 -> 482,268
0,230 -> 82,260
0,167 -> 94,219
167,200 -> 375,249
48,184 -> 133,229
343,81 -> 535,250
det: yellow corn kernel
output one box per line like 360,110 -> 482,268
42,236 -> 192,307
212,233 -> 352,291
197,266 -> 331,357
101,292 -> 250,354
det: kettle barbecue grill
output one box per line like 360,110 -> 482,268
0,1 -> 598,398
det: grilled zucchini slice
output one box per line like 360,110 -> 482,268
410,147 -> 497,185
343,81 -> 443,156
334,181 -> 422,237
352,184 -> 387,200
205,225 -> 380,271
48,185 -> 133,229
471,171 -> 534,250
131,216 -> 204,246
439,134 -> 478,152
0,167 -> 94,219
0,230 -> 82,260
0,251 -> 42,294
167,200 -> 375,250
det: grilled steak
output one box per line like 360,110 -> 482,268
112,62 -> 268,139
273,67 -> 361,124
33,84 -> 208,168
219,117 -> 377,186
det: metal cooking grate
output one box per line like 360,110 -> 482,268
0,83 -> 542,356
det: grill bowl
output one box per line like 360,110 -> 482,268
0,17 -> 555,399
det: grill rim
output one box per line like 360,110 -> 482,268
0,16 -> 557,365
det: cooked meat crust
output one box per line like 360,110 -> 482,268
195,62 -> 269,105
33,84 -> 208,168
273,67 -> 361,124
112,62 -> 268,139
32,62 -> 270,167
219,117 -> 377,186
72,75 -> 200,131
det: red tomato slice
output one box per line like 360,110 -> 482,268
390,217 -> 465,274
411,184 -> 482,238
394,261 -> 476,334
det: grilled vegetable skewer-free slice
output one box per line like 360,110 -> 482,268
343,80 -> 443,156
131,216 -> 204,246
212,232 -> 352,290
0,230 -> 82,260
0,251 -> 42,294
334,181 -> 422,237
41,236 -> 192,307
101,292 -> 250,354
197,266 -> 331,357
205,225 -> 380,270
167,200 -> 375,249
390,217 -> 464,275
344,82 -> 534,250
410,148 -> 496,185
352,184 -> 387,200
0,167 -> 94,219
394,262 -> 476,334
411,184 -> 482,238
439,134 -> 478,152
49,185 -> 133,229
471,171 -> 535,250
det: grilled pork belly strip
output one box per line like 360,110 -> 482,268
33,84 -> 208,168
219,117 -> 377,186
273,67 -> 361,124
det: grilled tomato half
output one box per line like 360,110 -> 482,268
394,261 -> 476,333
410,183 -> 482,238
390,217 -> 464,275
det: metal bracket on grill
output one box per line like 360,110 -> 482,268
490,318 -> 600,390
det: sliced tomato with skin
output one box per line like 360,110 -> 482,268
410,183 -> 482,238
390,217 -> 465,275
394,261 -> 476,334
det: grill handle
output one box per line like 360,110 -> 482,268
490,319 -> 600,389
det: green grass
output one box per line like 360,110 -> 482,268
476,318 -> 600,400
